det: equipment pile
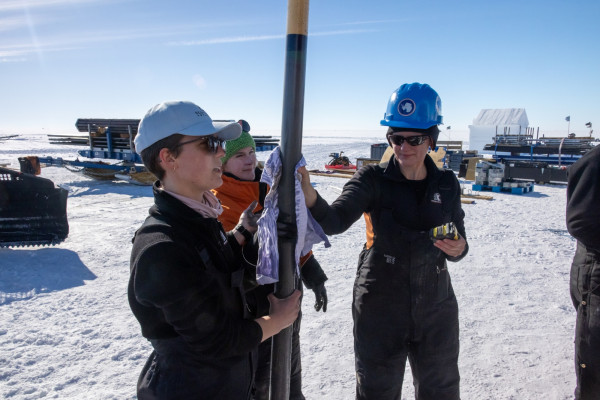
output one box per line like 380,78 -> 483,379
0,158 -> 69,248
472,160 -> 534,194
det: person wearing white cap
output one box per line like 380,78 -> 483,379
128,101 -> 301,399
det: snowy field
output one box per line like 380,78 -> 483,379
0,133 -> 577,399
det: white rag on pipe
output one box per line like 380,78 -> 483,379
256,147 -> 330,284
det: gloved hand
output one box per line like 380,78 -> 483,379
311,282 -> 328,312
300,254 -> 328,312
237,200 -> 259,233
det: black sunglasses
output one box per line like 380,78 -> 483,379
387,134 -> 429,147
174,136 -> 226,153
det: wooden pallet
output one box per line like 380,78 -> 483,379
0,135 -> 19,141
308,169 -> 354,179
115,171 -> 156,186
472,183 -> 534,195
437,140 -> 463,151
75,118 -> 140,135
461,193 -> 494,201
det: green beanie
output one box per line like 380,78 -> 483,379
222,131 -> 256,164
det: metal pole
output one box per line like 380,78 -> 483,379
271,1 -> 309,399
87,124 -> 93,154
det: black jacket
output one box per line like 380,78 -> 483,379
310,154 -> 468,261
128,183 -> 263,399
567,142 -> 600,399
567,145 -> 600,254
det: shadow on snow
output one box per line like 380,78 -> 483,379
0,247 -> 96,305
62,179 -> 153,199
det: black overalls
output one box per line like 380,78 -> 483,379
310,155 -> 467,400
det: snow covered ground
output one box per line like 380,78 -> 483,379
0,133 -> 577,399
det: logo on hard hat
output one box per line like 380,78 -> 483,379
397,99 -> 415,117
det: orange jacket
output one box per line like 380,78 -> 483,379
213,170 -> 313,265
212,172 -> 266,231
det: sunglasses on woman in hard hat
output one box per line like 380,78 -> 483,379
387,134 -> 429,147
174,136 -> 226,153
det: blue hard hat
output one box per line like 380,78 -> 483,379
381,83 -> 443,129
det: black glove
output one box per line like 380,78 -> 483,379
301,254 -> 328,312
311,282 -> 328,313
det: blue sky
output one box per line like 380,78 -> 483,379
1,0 -> 598,139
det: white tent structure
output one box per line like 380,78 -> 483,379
468,108 -> 529,153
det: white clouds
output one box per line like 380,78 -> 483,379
169,29 -> 375,47
0,57 -> 26,63
0,0 -> 103,12
329,19 -> 409,27
0,41 -> 81,62
193,74 -> 206,89
0,16 -> 26,31
310,28 -> 376,37
170,34 -> 285,47
0,26 -> 180,62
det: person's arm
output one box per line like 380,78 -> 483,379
567,147 -> 600,252
299,165 -> 378,235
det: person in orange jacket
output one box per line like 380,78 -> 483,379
212,120 -> 328,400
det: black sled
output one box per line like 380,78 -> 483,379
0,159 -> 69,248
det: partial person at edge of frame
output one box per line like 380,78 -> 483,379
566,143 -> 600,400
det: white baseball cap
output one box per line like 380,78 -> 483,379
134,101 -> 242,154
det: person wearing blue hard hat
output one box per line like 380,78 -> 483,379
299,83 -> 468,399
128,101 -> 301,399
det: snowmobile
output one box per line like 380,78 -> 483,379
324,151 -> 356,171
0,157 -> 69,248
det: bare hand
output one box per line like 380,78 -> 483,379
267,289 -> 301,330
297,166 -> 317,208
433,234 -> 466,258
255,289 -> 301,342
